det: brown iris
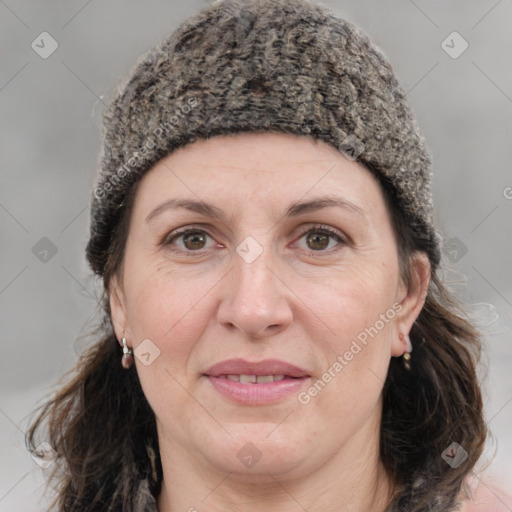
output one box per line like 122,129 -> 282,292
306,232 -> 329,251
182,231 -> 207,250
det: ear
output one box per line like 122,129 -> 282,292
390,252 -> 431,357
109,275 -> 128,346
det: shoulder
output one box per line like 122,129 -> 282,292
459,478 -> 512,512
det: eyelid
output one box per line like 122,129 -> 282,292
162,225 -> 218,248
294,223 -> 346,240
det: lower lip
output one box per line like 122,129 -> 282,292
206,376 -> 309,405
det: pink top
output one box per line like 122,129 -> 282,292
459,479 -> 512,512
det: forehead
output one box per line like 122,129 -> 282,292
132,132 -> 385,220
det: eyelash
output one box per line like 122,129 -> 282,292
162,224 -> 347,257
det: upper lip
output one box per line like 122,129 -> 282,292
204,358 -> 310,378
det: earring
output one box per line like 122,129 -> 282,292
400,333 -> 412,371
121,337 -> 134,369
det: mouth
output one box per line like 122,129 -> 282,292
204,359 -> 310,405
215,374 -> 295,383
204,358 -> 310,379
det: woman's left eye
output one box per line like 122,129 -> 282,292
294,225 -> 346,253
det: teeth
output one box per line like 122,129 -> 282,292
256,375 -> 274,383
223,374 -> 288,383
240,374 -> 257,383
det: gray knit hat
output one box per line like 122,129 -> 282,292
86,0 -> 441,277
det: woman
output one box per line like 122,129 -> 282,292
27,0 -> 510,510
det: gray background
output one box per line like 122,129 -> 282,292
1,0 -> 511,509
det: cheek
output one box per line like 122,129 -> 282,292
301,279 -> 393,433
316,263 -> 397,340
124,265 -> 216,425
123,262 -> 217,358
306,265 -> 396,399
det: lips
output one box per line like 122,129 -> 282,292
204,358 -> 310,379
204,359 -> 310,405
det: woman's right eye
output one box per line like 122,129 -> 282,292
164,228 -> 217,253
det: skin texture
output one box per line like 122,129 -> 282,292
110,132 -> 432,511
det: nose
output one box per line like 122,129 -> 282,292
217,247 -> 294,340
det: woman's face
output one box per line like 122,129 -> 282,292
110,132 -> 429,482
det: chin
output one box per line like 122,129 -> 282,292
209,448 -> 306,481
198,427 -> 313,480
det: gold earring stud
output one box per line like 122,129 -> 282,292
400,333 -> 412,371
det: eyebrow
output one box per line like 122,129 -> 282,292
145,195 -> 368,223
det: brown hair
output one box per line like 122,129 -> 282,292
26,157 -> 488,511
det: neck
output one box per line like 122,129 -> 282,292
156,413 -> 395,512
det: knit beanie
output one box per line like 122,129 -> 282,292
86,0 -> 441,277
